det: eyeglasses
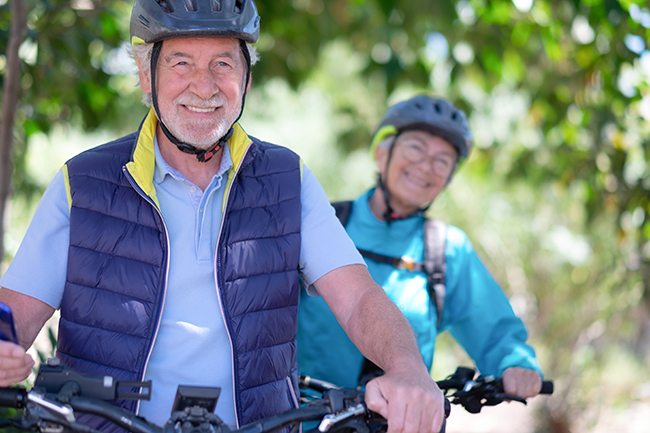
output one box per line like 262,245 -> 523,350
396,140 -> 457,178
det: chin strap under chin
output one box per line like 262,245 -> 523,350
149,40 -> 252,163
378,174 -> 429,223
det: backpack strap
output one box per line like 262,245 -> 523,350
331,200 -> 447,328
331,201 -> 426,271
423,219 -> 447,329
332,201 -> 353,227
355,249 -> 425,272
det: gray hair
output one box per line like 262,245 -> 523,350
129,41 -> 260,107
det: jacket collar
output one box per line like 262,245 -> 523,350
125,108 -> 253,208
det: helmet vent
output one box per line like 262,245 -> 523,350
212,0 -> 222,11
138,15 -> 151,28
183,0 -> 197,11
451,111 -> 458,121
433,102 -> 442,113
234,0 -> 244,14
155,1 -> 173,13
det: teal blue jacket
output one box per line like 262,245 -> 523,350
297,188 -> 541,388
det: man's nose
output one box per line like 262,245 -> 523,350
191,68 -> 219,99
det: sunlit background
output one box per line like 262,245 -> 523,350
1,1 -> 650,432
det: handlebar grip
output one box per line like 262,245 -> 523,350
540,381 -> 553,395
0,387 -> 27,409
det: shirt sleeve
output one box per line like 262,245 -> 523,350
0,169 -> 70,309
299,164 -> 364,287
441,226 -> 542,378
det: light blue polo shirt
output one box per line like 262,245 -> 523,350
1,136 -> 363,427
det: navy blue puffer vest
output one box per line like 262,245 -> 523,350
58,116 -> 301,432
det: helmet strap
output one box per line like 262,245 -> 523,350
149,39 -> 252,163
378,134 -> 399,224
378,133 -> 432,223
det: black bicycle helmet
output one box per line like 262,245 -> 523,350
130,0 -> 260,163
371,96 -> 473,223
130,0 -> 260,45
370,95 -> 473,160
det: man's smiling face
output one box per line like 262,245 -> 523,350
140,37 -> 248,149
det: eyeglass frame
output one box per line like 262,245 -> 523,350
393,136 -> 458,179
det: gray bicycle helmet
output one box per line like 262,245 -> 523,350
370,95 -> 473,160
371,96 -> 473,222
130,0 -> 260,45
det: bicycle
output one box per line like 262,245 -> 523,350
0,358 -> 399,433
0,358 -> 552,433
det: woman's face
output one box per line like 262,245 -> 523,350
376,131 -> 457,215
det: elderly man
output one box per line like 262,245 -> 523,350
0,1 -> 444,432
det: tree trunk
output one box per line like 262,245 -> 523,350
0,0 -> 27,262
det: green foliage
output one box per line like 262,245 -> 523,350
252,1 -> 650,429
4,0 -> 142,133
253,2 -> 649,253
0,407 -> 24,433
0,0 -> 146,203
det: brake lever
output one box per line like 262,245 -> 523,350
28,392 -> 76,423
486,393 -> 527,405
449,380 -> 528,413
317,403 -> 366,432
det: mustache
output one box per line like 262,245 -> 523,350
174,94 -> 226,109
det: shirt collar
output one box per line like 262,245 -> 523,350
153,134 -> 234,185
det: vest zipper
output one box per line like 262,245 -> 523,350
286,376 -> 299,409
214,142 -> 252,429
122,166 -> 172,416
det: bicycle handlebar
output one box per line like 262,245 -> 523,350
0,361 -> 552,433
0,360 -> 380,433
0,387 -> 27,409
436,366 -> 553,414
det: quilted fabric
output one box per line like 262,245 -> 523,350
59,127 -> 302,431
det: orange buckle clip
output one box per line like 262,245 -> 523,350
396,256 -> 416,271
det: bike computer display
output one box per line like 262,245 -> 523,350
171,385 -> 221,414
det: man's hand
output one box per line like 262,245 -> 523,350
364,365 -> 445,433
0,340 -> 34,386
501,367 -> 541,399
0,288 -> 56,387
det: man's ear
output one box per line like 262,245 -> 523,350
138,58 -> 152,95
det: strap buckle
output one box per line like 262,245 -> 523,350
431,271 -> 445,285
394,256 -> 416,271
